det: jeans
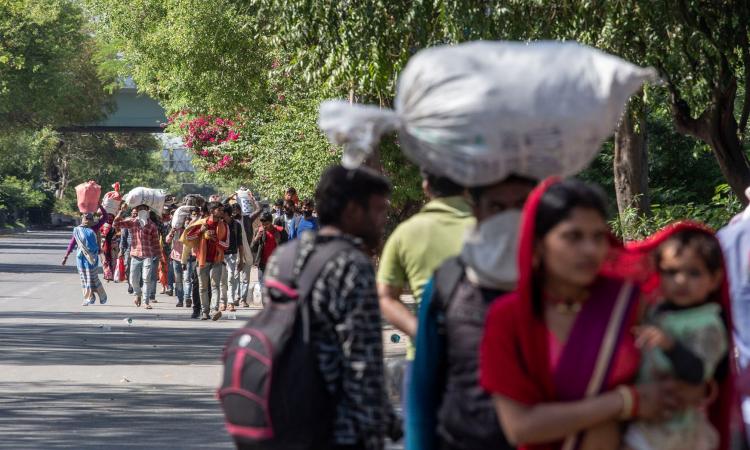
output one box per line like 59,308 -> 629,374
123,249 -> 131,289
198,261 -> 222,313
167,258 -> 175,290
147,256 -> 158,300
238,263 -> 253,302
183,257 -> 196,301
130,256 -> 155,304
171,260 -> 184,302
221,253 -> 241,304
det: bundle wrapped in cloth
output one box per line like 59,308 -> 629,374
123,187 -> 166,213
319,40 -> 658,186
102,182 -> 123,215
171,205 -> 195,228
75,180 -> 101,213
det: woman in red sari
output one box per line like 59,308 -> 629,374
480,178 -> 690,450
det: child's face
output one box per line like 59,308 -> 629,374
659,242 -> 723,307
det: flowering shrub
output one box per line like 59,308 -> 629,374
167,111 -> 245,174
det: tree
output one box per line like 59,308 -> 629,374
0,0 -> 110,129
567,0 -> 750,202
87,0 -> 269,116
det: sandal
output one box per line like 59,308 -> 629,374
145,304 -> 153,310
134,297 -> 142,307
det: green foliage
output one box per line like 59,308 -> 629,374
611,184 -> 742,240
0,176 -> 47,225
248,97 -> 341,201
87,0 -> 269,116
0,0 -> 111,128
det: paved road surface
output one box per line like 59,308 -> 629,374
0,230 -> 405,449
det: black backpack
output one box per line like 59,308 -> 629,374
218,238 -> 352,450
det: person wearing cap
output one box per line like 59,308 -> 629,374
62,205 -> 109,306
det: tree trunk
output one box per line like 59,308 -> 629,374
614,95 -> 650,233
706,97 -> 750,204
670,68 -> 750,204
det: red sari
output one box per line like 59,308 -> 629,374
100,215 -> 116,281
479,178 -> 641,450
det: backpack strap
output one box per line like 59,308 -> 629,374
296,239 -> 354,301
430,256 -> 465,326
271,240 -> 301,286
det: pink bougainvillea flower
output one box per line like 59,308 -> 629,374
201,150 -> 209,157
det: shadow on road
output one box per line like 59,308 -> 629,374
0,381 -> 233,449
0,244 -> 69,251
0,263 -> 79,274
0,314 -> 235,367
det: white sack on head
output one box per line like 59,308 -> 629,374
171,205 -> 194,229
319,40 -> 658,187
123,187 -> 166,213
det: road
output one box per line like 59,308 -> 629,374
0,230 -> 406,449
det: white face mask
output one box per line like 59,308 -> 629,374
137,210 -> 150,226
460,209 -> 522,290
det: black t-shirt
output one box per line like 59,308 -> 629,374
225,220 -> 242,255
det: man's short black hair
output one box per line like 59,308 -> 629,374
315,165 -> 391,227
274,198 -> 284,207
421,169 -> 464,198
260,211 -> 273,223
468,174 -> 538,205
207,201 -> 223,212
223,205 -> 234,216
302,198 -> 314,208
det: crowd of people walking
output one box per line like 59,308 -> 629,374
59,41 -> 750,450
63,188 -> 319,320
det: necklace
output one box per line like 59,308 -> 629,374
545,292 -> 585,315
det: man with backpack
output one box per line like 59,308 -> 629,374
219,165 -> 400,450
406,175 -> 536,450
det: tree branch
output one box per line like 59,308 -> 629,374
667,82 -> 710,142
738,7 -> 750,138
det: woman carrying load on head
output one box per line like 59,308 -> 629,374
62,204 -> 109,305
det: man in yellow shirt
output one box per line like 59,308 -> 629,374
377,170 -> 475,357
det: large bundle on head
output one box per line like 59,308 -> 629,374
171,205 -> 195,228
102,182 -> 122,214
123,187 -> 166,213
183,194 -> 206,208
75,180 -> 101,213
319,41 -> 658,186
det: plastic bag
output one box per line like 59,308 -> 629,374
236,188 -> 255,216
319,40 -> 658,186
171,205 -> 195,228
123,187 -> 166,213
115,256 -> 126,282
75,180 -> 101,213
102,182 -> 123,214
